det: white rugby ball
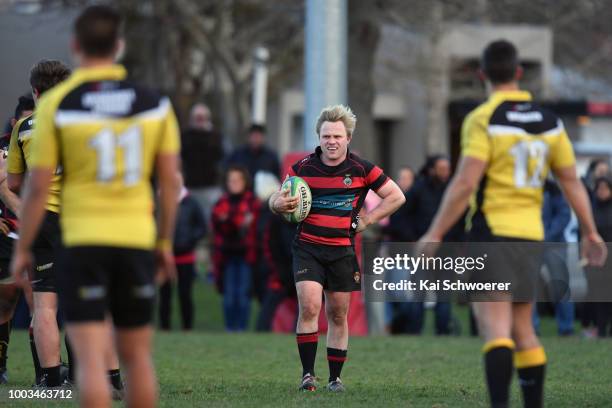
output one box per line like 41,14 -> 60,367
281,176 -> 312,223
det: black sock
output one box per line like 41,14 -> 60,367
515,347 -> 547,408
0,321 -> 10,370
327,348 -> 347,382
29,327 -> 42,383
483,339 -> 515,408
296,332 -> 318,377
64,335 -> 75,382
42,365 -> 62,387
108,369 -> 123,390
517,365 -> 546,408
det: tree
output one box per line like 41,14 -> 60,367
115,0 -> 303,142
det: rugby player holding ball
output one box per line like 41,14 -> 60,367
269,105 -> 405,392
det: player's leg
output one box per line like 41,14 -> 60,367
115,326 -> 156,408
66,322 -> 111,408
31,212 -> 64,387
472,300 -> 514,408
293,242 -> 327,390
0,283 -> 20,383
57,245 -> 115,404
32,291 -> 62,387
512,302 -> 546,408
64,333 -> 75,384
29,324 -> 42,384
296,280 -> 323,385
23,283 -> 42,384
111,248 -> 157,406
103,319 -> 124,400
324,290 -> 350,390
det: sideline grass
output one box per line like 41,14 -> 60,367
1,330 -> 611,407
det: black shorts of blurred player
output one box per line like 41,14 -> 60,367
57,247 -> 155,328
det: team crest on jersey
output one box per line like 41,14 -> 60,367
353,271 -> 360,283
343,174 -> 352,187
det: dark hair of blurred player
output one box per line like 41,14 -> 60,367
30,60 -> 72,98
11,4 -> 180,407
419,39 -> 605,408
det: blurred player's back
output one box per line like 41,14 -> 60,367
34,69 -> 177,248
463,91 -> 575,241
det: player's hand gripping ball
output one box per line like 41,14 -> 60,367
281,176 -> 312,223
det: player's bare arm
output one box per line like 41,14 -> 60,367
554,164 -> 607,266
356,179 -> 405,233
7,172 -> 24,194
420,156 -> 487,242
155,152 -> 181,284
10,168 -> 53,287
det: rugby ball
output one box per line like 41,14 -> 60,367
281,176 -> 312,223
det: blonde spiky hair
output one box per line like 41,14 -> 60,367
315,104 -> 357,137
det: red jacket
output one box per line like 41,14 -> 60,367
211,190 -> 260,284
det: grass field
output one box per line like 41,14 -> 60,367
1,279 -> 611,407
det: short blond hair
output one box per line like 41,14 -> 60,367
315,104 -> 357,137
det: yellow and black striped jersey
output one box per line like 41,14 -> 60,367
8,113 -> 62,213
462,90 -> 575,241
28,64 -> 180,249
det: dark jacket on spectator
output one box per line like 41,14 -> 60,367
542,180 -> 572,243
386,198 -> 417,242
211,191 -> 260,285
226,145 -> 280,179
402,175 -> 464,241
593,179 -> 612,242
181,128 -> 224,188
173,191 -> 207,257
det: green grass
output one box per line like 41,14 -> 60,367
1,278 -> 611,406
1,331 -> 612,407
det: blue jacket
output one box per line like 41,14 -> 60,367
542,181 -> 571,242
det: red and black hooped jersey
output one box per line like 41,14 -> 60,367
287,147 -> 389,246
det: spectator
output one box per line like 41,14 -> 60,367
405,155 -> 454,239
158,173 -> 207,331
592,175 -> 612,337
383,166 -> 416,334
583,158 -> 610,198
212,165 -> 260,332
578,160 -> 610,338
181,103 -> 225,222
402,155 -> 461,335
533,179 -> 576,336
385,166 -> 416,242
256,211 -> 297,332
226,124 -> 281,187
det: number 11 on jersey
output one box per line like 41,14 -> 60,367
90,126 -> 143,186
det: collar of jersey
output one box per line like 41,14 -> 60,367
72,64 -> 127,81
314,146 -> 351,170
489,89 -> 532,103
